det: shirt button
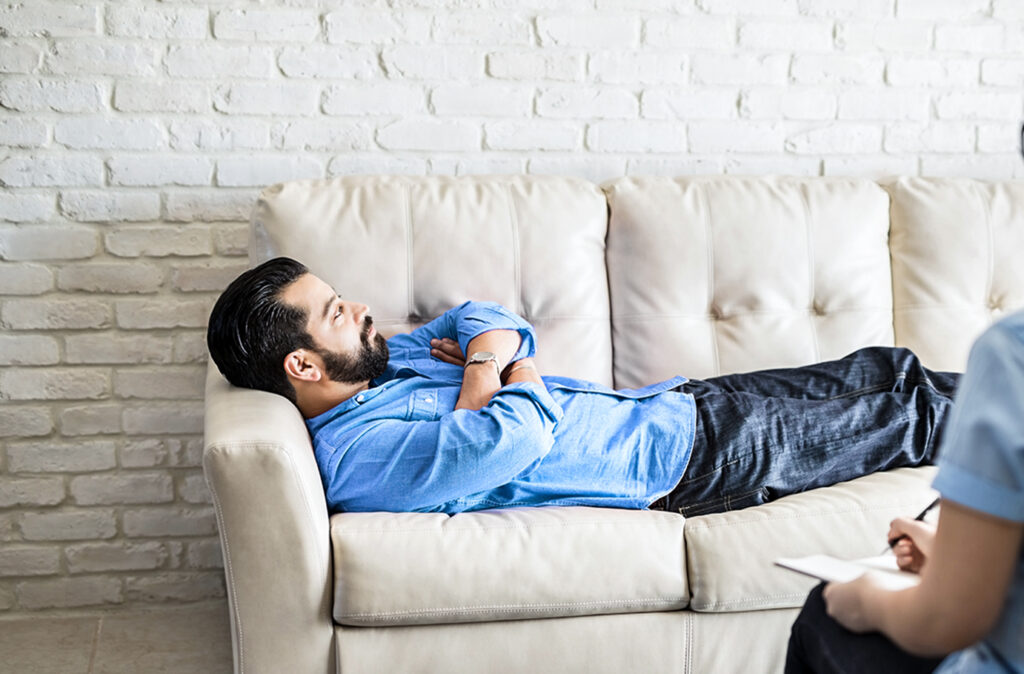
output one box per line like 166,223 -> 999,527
424,397 -> 433,403
356,395 -> 364,403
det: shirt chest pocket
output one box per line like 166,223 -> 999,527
406,390 -> 440,421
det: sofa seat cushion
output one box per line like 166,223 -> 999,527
684,466 -> 937,612
330,506 -> 687,626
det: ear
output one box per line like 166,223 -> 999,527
283,349 -> 322,384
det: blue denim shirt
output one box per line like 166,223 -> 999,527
932,311 -> 1024,674
306,301 -> 696,514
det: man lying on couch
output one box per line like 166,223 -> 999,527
207,256 -> 959,517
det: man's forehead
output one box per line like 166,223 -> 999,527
279,272 -> 335,311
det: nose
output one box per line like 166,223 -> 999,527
348,301 -> 370,325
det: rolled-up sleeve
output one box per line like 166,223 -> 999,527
932,316 -> 1024,523
387,301 -> 536,363
321,382 -> 562,513
450,301 -> 536,362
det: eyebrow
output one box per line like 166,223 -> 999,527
321,294 -> 336,322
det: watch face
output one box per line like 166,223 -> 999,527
470,351 -> 496,363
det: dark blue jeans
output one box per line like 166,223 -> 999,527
665,347 -> 959,517
785,582 -> 943,673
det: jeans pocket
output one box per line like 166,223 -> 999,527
676,486 -> 769,517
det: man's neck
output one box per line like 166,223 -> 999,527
296,380 -> 371,419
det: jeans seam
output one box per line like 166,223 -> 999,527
825,382 -> 891,400
825,372 -> 949,402
675,486 -> 766,517
675,455 -> 741,487
673,410 -> 914,506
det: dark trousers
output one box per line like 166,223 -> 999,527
665,347 -> 959,517
785,582 -> 944,673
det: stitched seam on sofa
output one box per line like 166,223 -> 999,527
895,302 -> 994,310
976,180 -> 995,309
339,597 -> 689,619
281,446 -> 330,583
894,303 -> 1003,312
682,501 -> 933,530
612,306 -> 893,321
204,451 -> 245,674
223,442 -> 330,579
506,183 -> 523,317
685,607 -> 693,674
403,184 -> 414,318
521,315 -> 612,322
698,182 -> 721,375
799,182 -> 822,363
341,602 -> 691,624
333,520 -> 675,534
689,593 -> 811,611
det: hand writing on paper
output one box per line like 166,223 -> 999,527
887,517 -> 937,574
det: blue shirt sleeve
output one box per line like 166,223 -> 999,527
932,312 -> 1024,523
387,300 -> 536,364
319,382 -> 563,513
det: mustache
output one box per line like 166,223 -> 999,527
361,316 -> 375,340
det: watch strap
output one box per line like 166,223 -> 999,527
465,351 -> 500,375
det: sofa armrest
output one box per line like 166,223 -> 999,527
203,363 -> 334,674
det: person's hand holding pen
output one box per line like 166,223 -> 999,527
887,518 -> 937,574
883,497 -> 941,574
823,498 -> 942,632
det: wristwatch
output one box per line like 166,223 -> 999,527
464,351 -> 500,375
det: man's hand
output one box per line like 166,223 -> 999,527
430,338 -> 465,366
888,518 -> 936,574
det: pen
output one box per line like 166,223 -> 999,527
884,496 -> 941,552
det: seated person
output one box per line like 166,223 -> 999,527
785,310 -> 1024,674
206,256 -> 959,516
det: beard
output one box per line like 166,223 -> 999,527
316,316 -> 390,385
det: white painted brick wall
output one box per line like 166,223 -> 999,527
1,0 -> 1022,618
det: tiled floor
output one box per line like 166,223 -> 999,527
0,600 -> 233,674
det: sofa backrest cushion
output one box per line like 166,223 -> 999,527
604,176 -> 894,386
250,175 -> 614,385
886,177 -> 1024,372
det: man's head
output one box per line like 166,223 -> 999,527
207,257 -> 389,407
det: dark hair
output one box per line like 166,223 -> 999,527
207,257 -> 315,403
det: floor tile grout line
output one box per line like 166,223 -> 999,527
87,616 -> 103,674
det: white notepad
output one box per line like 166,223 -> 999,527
775,553 -> 921,591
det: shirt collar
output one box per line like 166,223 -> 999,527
305,378 -> 403,431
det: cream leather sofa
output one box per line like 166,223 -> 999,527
203,175 -> 1024,674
